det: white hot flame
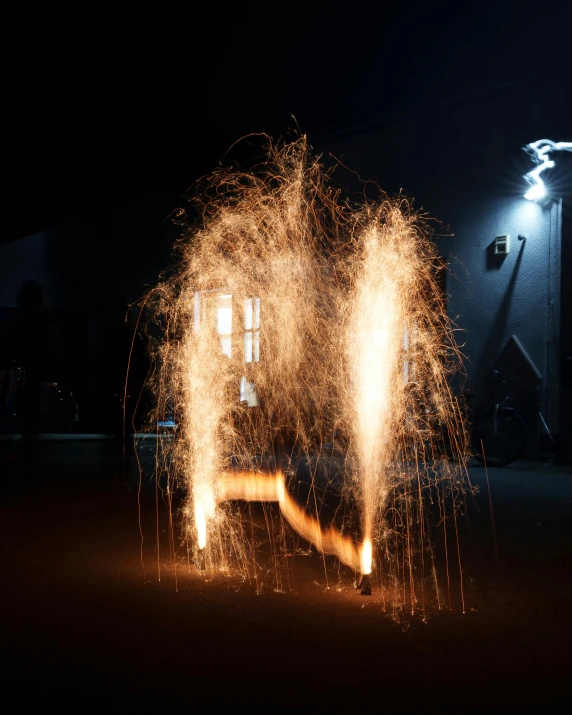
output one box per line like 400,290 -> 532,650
360,537 -> 373,575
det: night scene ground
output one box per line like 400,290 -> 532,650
1,442 -> 571,711
2,2 -> 572,713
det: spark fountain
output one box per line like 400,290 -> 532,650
337,202 -> 469,606
148,136 -> 469,610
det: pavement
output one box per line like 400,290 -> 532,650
1,439 -> 571,712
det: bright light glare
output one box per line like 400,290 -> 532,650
523,139 -> 572,201
524,183 -> 546,201
360,537 -> 373,575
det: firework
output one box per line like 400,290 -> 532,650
148,136 -> 469,608
337,201 -> 468,596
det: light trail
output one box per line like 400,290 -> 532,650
215,470 -> 362,571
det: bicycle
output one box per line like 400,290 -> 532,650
469,369 -> 554,467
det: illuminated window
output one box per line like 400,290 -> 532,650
239,376 -> 258,406
243,297 -> 260,363
193,290 -> 260,406
217,294 -> 233,358
193,290 -> 233,357
241,297 -> 260,406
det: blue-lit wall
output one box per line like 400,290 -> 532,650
324,79 -> 570,454
439,197 -> 560,431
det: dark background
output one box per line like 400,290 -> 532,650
1,1 -> 572,438
4,2 -> 571,242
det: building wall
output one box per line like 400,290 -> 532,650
0,226 -> 122,432
0,201 -> 171,433
324,79 -> 569,447
0,230 -> 66,308
441,196 -> 560,431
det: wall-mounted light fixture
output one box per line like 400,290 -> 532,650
523,139 -> 572,201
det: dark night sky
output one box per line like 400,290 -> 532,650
3,2 -> 572,243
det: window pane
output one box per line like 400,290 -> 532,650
240,376 -> 258,407
244,331 -> 252,363
217,306 -> 232,336
254,297 -> 260,329
220,337 -> 232,358
244,298 -> 253,331
254,330 -> 260,362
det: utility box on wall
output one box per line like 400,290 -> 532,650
494,234 -> 510,255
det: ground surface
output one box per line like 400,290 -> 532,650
1,439 -> 571,712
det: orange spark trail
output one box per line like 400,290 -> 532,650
217,470 -> 362,572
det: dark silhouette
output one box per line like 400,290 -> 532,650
11,281 -> 67,433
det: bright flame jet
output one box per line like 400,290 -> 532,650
217,470 -> 365,572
